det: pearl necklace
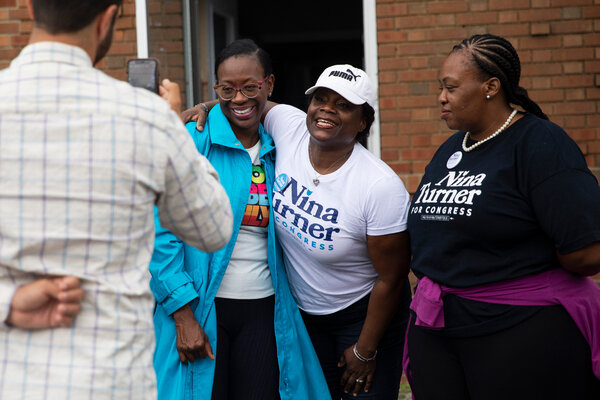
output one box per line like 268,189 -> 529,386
308,144 -> 353,186
462,108 -> 518,152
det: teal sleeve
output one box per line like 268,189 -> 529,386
149,207 -> 199,315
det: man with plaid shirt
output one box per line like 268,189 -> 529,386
0,1 -> 232,398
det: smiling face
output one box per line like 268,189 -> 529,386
438,50 -> 488,133
306,88 -> 366,149
216,54 -> 273,141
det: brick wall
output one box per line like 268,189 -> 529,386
146,0 -> 185,100
0,0 -> 31,70
0,0 -> 185,101
98,0 -> 138,81
376,0 -> 600,194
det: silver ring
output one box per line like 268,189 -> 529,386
356,378 -> 364,384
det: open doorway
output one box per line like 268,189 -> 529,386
237,0 -> 363,110
191,0 -> 364,111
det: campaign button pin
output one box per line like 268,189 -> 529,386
446,151 -> 462,169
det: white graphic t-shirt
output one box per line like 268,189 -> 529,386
216,140 -> 274,299
265,105 -> 410,314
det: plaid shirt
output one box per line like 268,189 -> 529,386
0,42 -> 232,399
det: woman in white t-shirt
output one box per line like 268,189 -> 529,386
188,64 -> 412,400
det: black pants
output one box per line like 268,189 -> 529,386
407,305 -> 600,400
301,287 -> 411,400
211,296 -> 280,400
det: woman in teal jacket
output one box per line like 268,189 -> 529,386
150,39 -> 329,400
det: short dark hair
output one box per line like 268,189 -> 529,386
214,38 -> 273,80
451,34 -> 548,120
32,0 -> 123,34
357,103 -> 375,143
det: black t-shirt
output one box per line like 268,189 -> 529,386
408,113 -> 600,336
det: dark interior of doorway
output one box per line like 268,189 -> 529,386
237,0 -> 363,111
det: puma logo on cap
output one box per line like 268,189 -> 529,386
328,68 -> 361,82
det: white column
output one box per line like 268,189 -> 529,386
135,0 -> 149,58
363,0 -> 381,157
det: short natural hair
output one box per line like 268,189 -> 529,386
358,103 -> 375,143
214,38 -> 273,80
32,0 -> 123,34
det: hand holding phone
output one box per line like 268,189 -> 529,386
127,58 -> 159,93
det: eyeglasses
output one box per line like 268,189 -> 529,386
213,76 -> 270,101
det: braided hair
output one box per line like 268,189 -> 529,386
451,34 -> 548,120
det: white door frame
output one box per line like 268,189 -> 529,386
363,0 -> 380,157
135,0 -> 149,58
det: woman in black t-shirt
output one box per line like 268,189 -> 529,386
406,34 -> 600,399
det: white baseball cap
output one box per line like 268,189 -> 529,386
305,64 -> 376,108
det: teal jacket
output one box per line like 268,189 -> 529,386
149,105 -> 329,400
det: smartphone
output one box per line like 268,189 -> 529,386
127,58 -> 159,93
